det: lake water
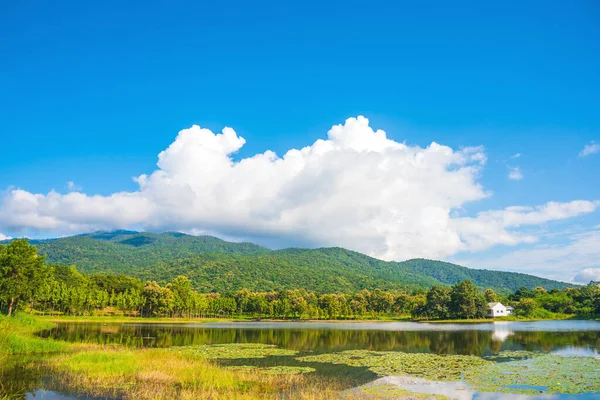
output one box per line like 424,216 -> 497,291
4,320 -> 600,399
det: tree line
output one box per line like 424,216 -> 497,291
1,239 -> 598,319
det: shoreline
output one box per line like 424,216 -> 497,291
36,315 -> 591,325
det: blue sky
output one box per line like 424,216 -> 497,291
1,1 -> 599,282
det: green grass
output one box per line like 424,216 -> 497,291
0,314 -> 70,355
419,314 -> 573,323
39,315 -> 242,324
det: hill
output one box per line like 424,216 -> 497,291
4,231 -> 572,293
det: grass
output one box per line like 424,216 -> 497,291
418,314 -> 573,323
39,315 -> 241,324
46,347 -> 344,399
40,315 -> 416,324
0,314 -> 70,355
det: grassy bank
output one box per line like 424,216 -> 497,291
417,314 -> 575,323
38,315 -> 414,323
0,314 -> 70,355
39,315 -> 241,324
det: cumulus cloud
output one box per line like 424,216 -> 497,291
507,166 -> 523,180
0,116 -> 598,264
0,233 -> 12,241
579,141 -> 600,157
510,153 -> 521,159
573,268 -> 600,284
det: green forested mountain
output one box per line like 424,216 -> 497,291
5,231 -> 572,293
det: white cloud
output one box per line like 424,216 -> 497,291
67,181 -> 81,192
0,116 -> 598,265
0,233 -> 12,241
507,166 -> 523,180
579,141 -> 600,157
455,230 -> 600,282
573,268 -> 600,284
510,153 -> 521,159
449,200 -> 599,253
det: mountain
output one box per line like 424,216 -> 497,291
4,231 -> 572,293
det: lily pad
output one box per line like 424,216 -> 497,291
172,343 -> 297,359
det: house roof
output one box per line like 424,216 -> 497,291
488,302 -> 504,308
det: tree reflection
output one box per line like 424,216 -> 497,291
39,323 -> 600,357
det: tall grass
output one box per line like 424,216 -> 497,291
0,313 -> 69,355
48,347 -> 346,399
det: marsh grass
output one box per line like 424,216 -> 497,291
47,347 -> 344,399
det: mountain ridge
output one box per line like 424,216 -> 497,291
2,230 -> 573,293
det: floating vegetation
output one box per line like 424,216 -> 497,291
298,350 -> 600,395
263,366 -> 316,375
464,354 -> 600,394
172,343 -> 298,359
483,350 -> 539,362
297,350 -> 490,381
225,365 -> 316,375
350,384 -> 450,399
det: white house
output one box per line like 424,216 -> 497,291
487,302 -> 511,318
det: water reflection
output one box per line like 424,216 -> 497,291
38,321 -> 600,356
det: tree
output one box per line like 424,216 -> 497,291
424,286 -> 452,319
516,298 -> 537,317
142,281 -> 173,317
484,289 -> 498,303
0,239 -> 49,316
450,280 -> 487,319
169,276 -> 194,317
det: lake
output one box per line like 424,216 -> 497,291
5,320 -> 600,399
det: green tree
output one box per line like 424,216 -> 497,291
484,288 -> 499,303
516,298 -> 537,317
424,286 -> 452,319
169,275 -> 194,317
450,280 -> 487,319
0,239 -> 49,316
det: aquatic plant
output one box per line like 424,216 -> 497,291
172,343 -> 298,359
298,350 -> 490,381
352,384 -> 450,399
464,354 -> 600,394
298,349 -> 600,395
